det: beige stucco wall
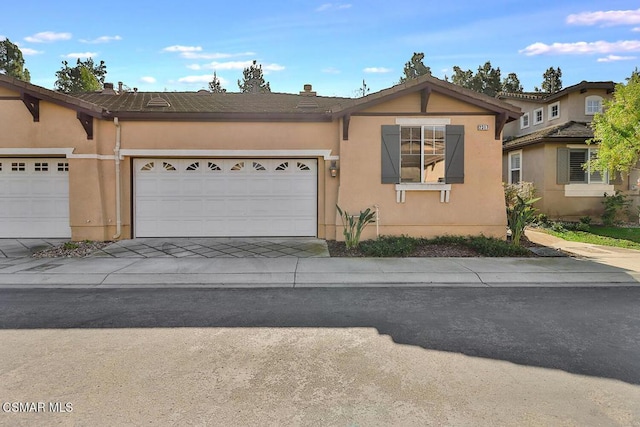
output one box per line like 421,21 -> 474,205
336,113 -> 507,240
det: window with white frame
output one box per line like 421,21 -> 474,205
520,112 -> 530,129
533,108 -> 543,125
569,148 -> 607,184
549,102 -> 560,120
585,96 -> 603,115
400,125 -> 445,183
509,151 -> 522,184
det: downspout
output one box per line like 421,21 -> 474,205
112,117 -> 122,239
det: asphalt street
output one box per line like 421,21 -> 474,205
1,286 -> 639,425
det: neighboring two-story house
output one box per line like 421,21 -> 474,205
500,81 -> 639,221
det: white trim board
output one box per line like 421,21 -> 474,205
120,149 -> 337,160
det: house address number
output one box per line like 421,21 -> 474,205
477,124 -> 489,131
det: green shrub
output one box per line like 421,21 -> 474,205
360,235 -> 417,257
551,222 -> 566,232
534,213 -> 549,227
465,235 -> 530,257
507,195 -> 541,246
602,191 -> 631,226
336,205 -> 376,250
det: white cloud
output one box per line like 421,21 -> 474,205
597,54 -> 636,62
567,8 -> 640,26
187,64 -> 202,70
163,45 -> 202,53
634,27 -> 640,32
80,35 -> 122,44
25,31 -> 72,43
140,76 -> 157,84
21,48 -> 44,56
177,74 -> 229,86
63,52 -> 98,59
363,67 -> 391,73
322,67 -> 341,74
520,40 -> 640,55
316,3 -> 352,12
263,63 -> 285,72
202,60 -> 254,70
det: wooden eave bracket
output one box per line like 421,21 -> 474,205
21,92 -> 40,122
495,112 -> 507,140
76,112 -> 94,140
420,86 -> 432,113
342,114 -> 351,140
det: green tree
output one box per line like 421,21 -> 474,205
502,72 -> 523,93
237,60 -> 270,93
451,66 -> 474,89
208,71 -> 226,93
399,52 -> 431,83
588,70 -> 640,175
54,58 -> 107,93
540,66 -> 562,93
355,79 -> 370,97
0,38 -> 30,82
451,62 -> 502,96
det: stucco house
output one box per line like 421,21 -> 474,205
0,73 -> 520,241
500,81 -> 640,221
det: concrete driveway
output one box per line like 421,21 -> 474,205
0,238 -> 330,258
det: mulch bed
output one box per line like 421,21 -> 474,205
327,237 -> 542,257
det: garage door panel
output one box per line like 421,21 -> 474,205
0,158 -> 70,238
135,158 -> 317,237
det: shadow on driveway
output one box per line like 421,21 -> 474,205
1,287 -> 639,385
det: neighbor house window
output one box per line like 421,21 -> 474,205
400,125 -> 446,183
508,151 -> 522,184
520,112 -> 530,129
585,96 -> 603,115
549,102 -> 560,120
569,148 -> 607,184
533,108 -> 543,125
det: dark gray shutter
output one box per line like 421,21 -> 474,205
556,147 -> 569,184
445,125 -> 464,184
381,125 -> 400,184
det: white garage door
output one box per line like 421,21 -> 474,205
134,158 -> 318,237
0,158 -> 71,238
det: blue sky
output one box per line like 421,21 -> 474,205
2,0 -> 639,97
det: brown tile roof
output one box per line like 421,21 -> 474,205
74,91 -> 350,116
499,81 -> 616,103
503,121 -> 594,151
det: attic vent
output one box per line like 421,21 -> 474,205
196,89 -> 210,95
296,98 -> 319,109
146,97 -> 170,107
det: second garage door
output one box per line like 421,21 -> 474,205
134,158 -> 318,237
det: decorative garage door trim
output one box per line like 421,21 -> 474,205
0,158 -> 71,238
134,158 -> 318,237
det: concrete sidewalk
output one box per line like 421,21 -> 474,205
0,255 -> 637,288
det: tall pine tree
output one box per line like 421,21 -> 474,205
238,60 -> 271,93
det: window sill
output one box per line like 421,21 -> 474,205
564,183 -> 613,197
395,183 -> 452,203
